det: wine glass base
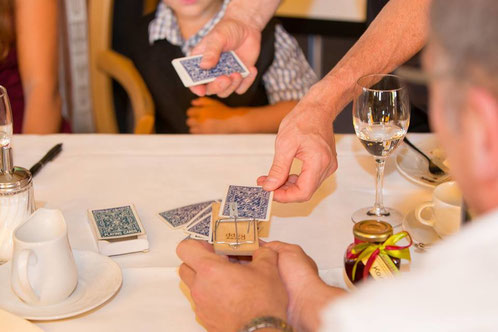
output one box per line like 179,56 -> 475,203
351,207 -> 403,228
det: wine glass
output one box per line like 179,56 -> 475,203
0,85 -> 13,147
352,74 -> 410,226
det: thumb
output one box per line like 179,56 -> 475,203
191,31 -> 224,69
251,247 -> 278,268
263,142 -> 296,191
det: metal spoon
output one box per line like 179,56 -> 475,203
403,137 -> 447,176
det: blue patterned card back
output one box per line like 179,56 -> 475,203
159,200 -> 215,229
186,214 -> 211,238
91,205 -> 143,239
221,186 -> 272,221
180,52 -> 245,83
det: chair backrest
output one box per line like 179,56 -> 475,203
88,0 -> 155,134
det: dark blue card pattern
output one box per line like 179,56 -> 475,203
160,200 -> 215,228
222,186 -> 270,220
180,52 -> 244,83
92,206 -> 141,238
187,214 -> 211,237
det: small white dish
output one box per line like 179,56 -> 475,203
0,250 -> 122,321
402,209 -> 441,249
396,138 -> 451,188
0,308 -> 43,331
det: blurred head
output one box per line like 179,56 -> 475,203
425,0 -> 498,214
162,0 -> 222,20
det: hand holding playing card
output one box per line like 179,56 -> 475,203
186,97 -> 248,134
189,18 -> 260,98
177,239 -> 288,332
257,90 -> 338,202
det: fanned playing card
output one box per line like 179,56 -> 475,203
220,185 -> 273,221
89,205 -> 145,240
185,214 -> 211,240
159,200 -> 216,229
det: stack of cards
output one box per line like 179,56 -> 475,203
88,204 -> 149,256
158,186 -> 274,249
159,200 -> 220,241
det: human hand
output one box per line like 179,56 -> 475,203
263,241 -> 346,332
257,85 -> 337,202
176,239 -> 288,332
186,97 -> 246,134
189,16 -> 261,98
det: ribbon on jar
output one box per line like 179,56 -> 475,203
347,231 -> 412,281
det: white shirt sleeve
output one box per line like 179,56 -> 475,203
262,24 -> 318,104
320,212 -> 498,332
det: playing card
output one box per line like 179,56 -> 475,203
220,185 -> 273,221
185,214 -> 211,239
159,200 -> 216,229
88,205 -> 145,240
171,51 -> 249,87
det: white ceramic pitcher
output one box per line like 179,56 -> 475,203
10,208 -> 78,305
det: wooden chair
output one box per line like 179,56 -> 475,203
88,0 -> 158,134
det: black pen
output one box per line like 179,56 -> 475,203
29,143 -> 63,177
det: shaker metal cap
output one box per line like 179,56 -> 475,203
0,166 -> 32,192
353,220 -> 393,243
0,147 -> 32,193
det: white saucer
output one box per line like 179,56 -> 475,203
396,137 -> 451,188
402,209 -> 441,248
0,250 -> 122,321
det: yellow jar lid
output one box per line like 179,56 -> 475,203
353,220 -> 393,243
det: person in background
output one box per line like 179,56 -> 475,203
176,1 -> 498,331
0,0 -> 65,134
129,0 -> 316,134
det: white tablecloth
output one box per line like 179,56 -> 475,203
5,134 -> 433,331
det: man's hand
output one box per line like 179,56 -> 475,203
177,240 -> 288,332
189,0 -> 281,98
257,84 -> 337,202
264,241 -> 346,332
189,18 -> 260,98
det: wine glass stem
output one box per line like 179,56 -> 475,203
372,157 -> 387,216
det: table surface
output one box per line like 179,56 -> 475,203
4,134 -> 433,331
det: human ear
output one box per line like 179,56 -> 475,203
463,88 -> 498,183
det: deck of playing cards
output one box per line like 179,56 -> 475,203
171,51 -> 249,87
159,186 -> 273,256
88,204 -> 149,256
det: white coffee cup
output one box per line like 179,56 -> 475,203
10,208 -> 78,306
415,181 -> 462,238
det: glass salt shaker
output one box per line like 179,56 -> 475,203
0,86 -> 35,264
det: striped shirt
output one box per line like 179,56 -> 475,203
149,1 -> 317,104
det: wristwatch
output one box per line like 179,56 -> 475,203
238,316 -> 294,332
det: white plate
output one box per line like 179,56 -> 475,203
0,309 -> 43,331
402,209 -> 441,249
0,250 -> 122,321
396,137 -> 451,188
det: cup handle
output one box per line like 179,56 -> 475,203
415,202 -> 436,227
15,249 -> 40,304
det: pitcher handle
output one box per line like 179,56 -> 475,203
15,249 -> 40,304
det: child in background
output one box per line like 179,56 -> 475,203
130,0 -> 317,134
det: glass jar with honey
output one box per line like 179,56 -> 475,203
344,220 -> 411,286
